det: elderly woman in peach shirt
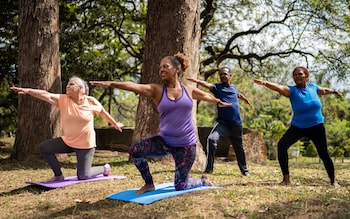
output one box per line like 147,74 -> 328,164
11,77 -> 123,181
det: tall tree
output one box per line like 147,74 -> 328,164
133,0 -> 206,169
59,0 -> 146,126
12,0 -> 61,159
5,0 -> 350,159
199,0 -> 350,81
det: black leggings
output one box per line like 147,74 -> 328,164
278,124 -> 335,183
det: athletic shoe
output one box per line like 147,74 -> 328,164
103,164 -> 111,176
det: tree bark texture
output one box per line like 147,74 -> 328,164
13,0 -> 61,159
133,0 -> 206,170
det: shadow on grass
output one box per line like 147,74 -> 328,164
0,156 -> 50,170
35,199 -> 130,219
244,197 -> 350,219
32,191 -> 350,219
0,185 -> 52,196
35,199 -> 187,219
0,155 -> 131,172
246,194 -> 350,219
35,199 -> 174,219
216,176 -> 350,188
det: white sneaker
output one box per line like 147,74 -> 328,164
103,164 -> 111,176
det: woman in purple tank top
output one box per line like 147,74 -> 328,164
90,53 -> 230,194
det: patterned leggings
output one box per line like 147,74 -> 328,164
129,136 -> 208,190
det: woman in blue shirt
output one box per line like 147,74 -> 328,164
253,66 -> 342,187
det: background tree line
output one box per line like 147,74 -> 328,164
1,0 -> 349,160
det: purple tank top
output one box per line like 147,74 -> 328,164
157,84 -> 197,146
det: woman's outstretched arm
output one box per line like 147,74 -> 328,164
10,87 -> 60,106
252,79 -> 290,97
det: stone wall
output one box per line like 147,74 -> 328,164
197,127 -> 267,165
95,127 -> 267,164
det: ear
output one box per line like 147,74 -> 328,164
78,85 -> 84,94
305,74 -> 309,81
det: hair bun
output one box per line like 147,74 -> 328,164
174,52 -> 189,75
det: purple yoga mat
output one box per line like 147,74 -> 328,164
26,174 -> 127,188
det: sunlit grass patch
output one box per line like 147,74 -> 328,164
0,150 -> 349,219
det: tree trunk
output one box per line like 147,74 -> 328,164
12,0 -> 61,159
133,0 -> 205,170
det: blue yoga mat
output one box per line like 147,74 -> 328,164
26,174 -> 127,188
106,182 -> 221,204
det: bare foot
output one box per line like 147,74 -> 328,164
201,175 -> 213,186
47,175 -> 64,182
279,174 -> 290,186
332,180 -> 340,187
135,184 -> 155,194
279,180 -> 291,186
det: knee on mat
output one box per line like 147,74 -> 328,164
77,175 -> 89,180
174,184 -> 185,191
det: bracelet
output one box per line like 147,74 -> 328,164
332,89 -> 336,94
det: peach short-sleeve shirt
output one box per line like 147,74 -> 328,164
57,94 -> 102,149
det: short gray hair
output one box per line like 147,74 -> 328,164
69,76 -> 89,95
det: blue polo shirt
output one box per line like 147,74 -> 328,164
211,84 -> 242,126
288,83 -> 324,128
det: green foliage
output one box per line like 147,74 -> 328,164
0,0 -> 18,136
197,101 -> 216,127
0,76 -> 17,137
288,141 -> 303,159
321,94 -> 350,159
92,87 -> 138,128
59,0 -> 146,83
246,93 -> 290,159
344,139 -> 350,157
325,119 -> 350,161
326,119 -> 350,147
59,0 -> 146,127
304,141 -> 318,157
111,90 -> 138,127
196,72 -> 219,127
2,0 -> 350,157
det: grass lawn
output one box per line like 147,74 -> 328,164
0,147 -> 349,219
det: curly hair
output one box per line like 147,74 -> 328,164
162,52 -> 189,77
